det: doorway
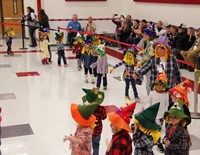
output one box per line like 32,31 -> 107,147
0,0 -> 24,38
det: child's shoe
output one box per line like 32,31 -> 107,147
90,74 -> 95,84
64,64 -> 67,67
58,64 -> 61,67
134,97 -> 141,103
125,96 -> 131,105
103,86 -> 107,90
10,52 -> 14,56
85,75 -> 89,83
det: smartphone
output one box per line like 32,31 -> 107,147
114,14 -> 118,16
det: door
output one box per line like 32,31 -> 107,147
1,0 -> 23,38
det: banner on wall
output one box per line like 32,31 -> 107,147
134,0 -> 200,4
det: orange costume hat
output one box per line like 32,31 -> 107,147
107,102 -> 136,132
70,102 -> 99,127
169,80 -> 191,106
152,71 -> 169,91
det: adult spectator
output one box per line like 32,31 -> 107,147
185,27 -> 196,50
155,21 -> 169,38
23,6 -> 37,47
119,15 -> 133,50
141,19 -> 148,29
39,9 -> 52,63
67,14 -> 82,47
171,24 -> 189,68
84,16 -> 96,41
181,28 -> 200,72
126,19 -> 141,45
168,25 -> 178,48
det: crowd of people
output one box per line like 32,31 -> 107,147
2,7 -> 199,155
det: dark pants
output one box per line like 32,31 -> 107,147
47,36 -> 52,62
84,67 -> 92,75
58,50 -> 67,65
68,32 -> 77,47
6,37 -> 12,53
126,37 -> 141,45
125,78 -> 138,97
92,136 -> 101,155
96,74 -> 107,88
92,56 -> 98,77
29,27 -> 37,46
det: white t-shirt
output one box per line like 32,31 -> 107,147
146,90 -> 169,119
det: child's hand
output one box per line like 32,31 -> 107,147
110,67 -> 114,74
63,135 -> 70,142
164,138 -> 170,147
132,74 -> 138,79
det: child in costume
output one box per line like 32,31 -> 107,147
73,33 -> 85,71
106,102 -> 137,155
39,31 -> 50,65
132,102 -> 161,155
63,101 -> 99,155
91,36 -> 101,77
55,31 -> 67,67
163,101 -> 190,155
81,44 -> 95,83
4,27 -> 15,56
90,44 -> 108,90
168,80 -> 192,128
82,88 -> 107,155
147,71 -> 169,153
110,50 -> 140,103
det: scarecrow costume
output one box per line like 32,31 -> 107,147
106,102 -> 137,155
82,88 -> 106,155
39,31 -> 50,64
132,102 -> 161,155
4,27 -> 15,56
73,33 -> 85,70
81,44 -> 95,83
90,43 -> 108,90
64,99 -> 99,155
110,50 -> 140,103
55,31 -> 67,67
163,101 -> 190,155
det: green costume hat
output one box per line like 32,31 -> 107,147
82,88 -> 105,104
95,43 -> 106,56
74,32 -> 84,42
135,102 -> 160,130
164,100 -> 189,120
55,31 -> 64,41
71,103 -> 98,126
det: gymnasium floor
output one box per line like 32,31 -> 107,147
0,39 -> 200,155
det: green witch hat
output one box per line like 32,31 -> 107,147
95,43 -> 106,56
164,100 -> 189,120
135,102 -> 160,130
82,88 -> 104,104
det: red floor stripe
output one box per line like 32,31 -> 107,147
16,72 -> 40,77
105,47 -> 200,94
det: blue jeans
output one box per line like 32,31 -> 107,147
125,78 -> 138,97
92,136 -> 101,155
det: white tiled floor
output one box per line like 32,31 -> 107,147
0,39 -> 200,155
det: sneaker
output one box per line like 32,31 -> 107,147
64,64 -> 67,67
157,143 -> 165,153
103,86 -> 107,90
58,64 -> 61,67
125,96 -> 130,100
135,97 -> 141,102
